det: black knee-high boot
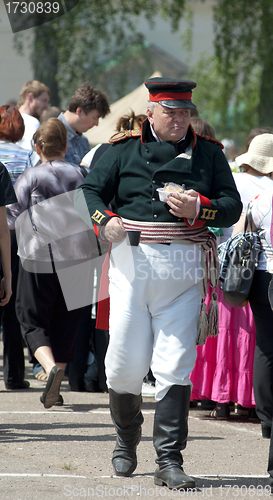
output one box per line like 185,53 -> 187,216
266,416 -> 273,490
109,389 -> 144,476
153,384 -> 196,489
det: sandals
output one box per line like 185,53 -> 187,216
35,369 -> 48,382
210,403 -> 230,419
234,403 -> 249,416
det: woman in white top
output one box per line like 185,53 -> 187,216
233,187 -> 273,490
222,133 -> 273,241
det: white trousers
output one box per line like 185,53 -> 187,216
105,241 -> 203,401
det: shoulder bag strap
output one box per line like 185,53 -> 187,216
244,203 -> 255,235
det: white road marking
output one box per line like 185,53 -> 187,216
0,473 -> 87,478
189,415 -> 262,435
0,410 -> 153,415
0,473 -> 268,479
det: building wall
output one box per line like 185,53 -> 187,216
0,5 -> 34,105
136,1 -> 214,66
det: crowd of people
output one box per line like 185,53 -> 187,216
1,75 -> 273,490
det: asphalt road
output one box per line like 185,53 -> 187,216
0,346 -> 271,499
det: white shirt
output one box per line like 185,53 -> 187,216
81,144 -> 102,167
16,113 -> 40,152
250,188 -> 273,272
221,172 -> 273,242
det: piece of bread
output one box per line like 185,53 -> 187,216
164,184 -> 184,193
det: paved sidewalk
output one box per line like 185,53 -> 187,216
0,346 -> 271,499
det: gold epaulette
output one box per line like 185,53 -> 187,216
197,134 -> 224,149
109,129 -> 141,143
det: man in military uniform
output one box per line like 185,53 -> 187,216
76,78 -> 242,490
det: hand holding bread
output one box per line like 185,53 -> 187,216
167,188 -> 198,220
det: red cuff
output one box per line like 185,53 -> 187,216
105,210 -> 118,218
184,193 -> 211,228
198,194 -> 212,208
95,211 -> 122,240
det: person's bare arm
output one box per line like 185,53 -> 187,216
232,208 -> 258,236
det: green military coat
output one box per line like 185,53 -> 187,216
79,120 -> 242,234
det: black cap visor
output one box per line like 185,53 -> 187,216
159,100 -> 196,110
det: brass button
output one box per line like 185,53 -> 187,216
154,214 -> 158,218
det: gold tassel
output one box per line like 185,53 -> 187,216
209,246 -> 219,289
207,291 -> 219,338
196,300 -> 208,346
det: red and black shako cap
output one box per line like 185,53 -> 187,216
144,77 -> 196,109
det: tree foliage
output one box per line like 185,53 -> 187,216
15,0 -> 273,134
186,54 -> 261,142
16,0 -> 187,107
213,0 -> 273,127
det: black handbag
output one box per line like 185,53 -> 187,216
219,206 -> 262,307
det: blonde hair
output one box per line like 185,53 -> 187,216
33,118 -> 67,157
18,80 -> 50,107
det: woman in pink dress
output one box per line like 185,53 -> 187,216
190,132 -> 273,418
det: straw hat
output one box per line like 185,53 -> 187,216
235,133 -> 273,173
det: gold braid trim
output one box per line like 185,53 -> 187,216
109,130 -> 141,143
